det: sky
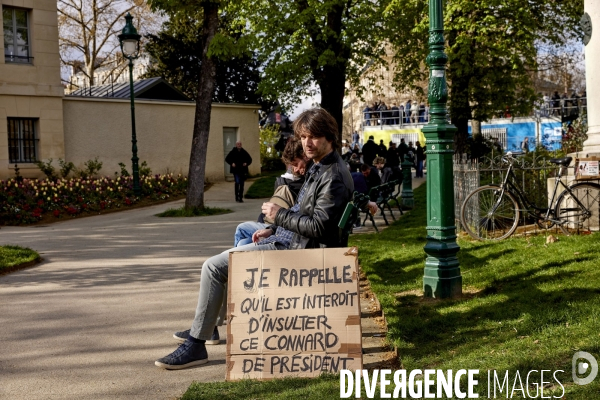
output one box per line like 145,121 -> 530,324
289,92 -> 321,119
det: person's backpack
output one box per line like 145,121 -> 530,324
264,185 -> 296,224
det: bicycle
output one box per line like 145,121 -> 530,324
460,153 -> 600,240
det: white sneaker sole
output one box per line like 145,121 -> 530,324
173,335 -> 221,345
155,358 -> 209,370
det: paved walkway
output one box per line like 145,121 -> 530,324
0,182 -> 259,399
0,176 -> 426,399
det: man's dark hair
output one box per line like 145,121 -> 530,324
292,108 -> 340,150
281,138 -> 304,166
360,164 -> 371,173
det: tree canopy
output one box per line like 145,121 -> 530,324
385,0 -> 584,149
144,12 -> 270,108
231,0 -> 391,135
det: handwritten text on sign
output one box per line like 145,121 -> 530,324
226,248 -> 362,380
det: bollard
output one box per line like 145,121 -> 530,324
401,159 -> 414,208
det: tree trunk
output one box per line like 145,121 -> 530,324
471,120 -> 481,136
446,32 -> 471,155
318,63 -> 347,141
448,70 -> 471,155
185,1 -> 219,209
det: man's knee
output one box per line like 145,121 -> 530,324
202,256 -> 228,281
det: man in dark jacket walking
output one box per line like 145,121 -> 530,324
225,141 -> 252,202
397,138 -> 408,162
361,135 -> 379,167
378,140 -> 387,157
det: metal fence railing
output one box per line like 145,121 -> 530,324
362,108 -> 429,128
361,98 -> 587,128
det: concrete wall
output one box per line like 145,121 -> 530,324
62,97 -> 260,181
0,0 -> 65,179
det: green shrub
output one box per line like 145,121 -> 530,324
139,161 -> 152,176
117,162 -> 130,177
58,158 -> 75,178
34,159 -> 57,180
76,157 -> 103,179
562,114 -> 587,153
260,124 -> 283,170
117,161 -> 151,177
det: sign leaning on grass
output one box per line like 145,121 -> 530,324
226,247 -> 363,380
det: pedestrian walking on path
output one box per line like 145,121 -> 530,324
225,141 -> 252,202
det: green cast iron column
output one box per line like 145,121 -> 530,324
421,0 -> 462,298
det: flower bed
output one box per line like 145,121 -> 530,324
1,174 -> 188,225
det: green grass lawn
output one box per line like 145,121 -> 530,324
244,170 -> 285,199
181,184 -> 600,399
0,245 -> 40,272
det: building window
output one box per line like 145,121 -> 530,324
3,7 -> 31,64
8,118 -> 38,163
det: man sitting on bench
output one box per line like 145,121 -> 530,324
155,108 -> 354,370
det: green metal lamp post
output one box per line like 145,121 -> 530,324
118,13 -> 142,197
421,0 -> 462,298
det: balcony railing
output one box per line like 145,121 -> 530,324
361,98 -> 587,129
488,97 -> 587,121
362,108 -> 429,128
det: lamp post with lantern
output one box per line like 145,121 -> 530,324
118,13 -> 142,196
421,0 -> 462,298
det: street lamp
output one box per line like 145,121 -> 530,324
118,12 -> 142,196
421,0 -> 462,298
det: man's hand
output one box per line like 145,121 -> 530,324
231,163 -> 236,168
252,228 -> 273,243
261,202 -> 282,221
242,163 -> 247,166
367,201 -> 378,215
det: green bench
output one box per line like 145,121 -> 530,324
363,180 -> 403,227
339,191 -> 376,244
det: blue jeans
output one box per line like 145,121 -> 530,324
190,242 -> 282,340
234,221 -> 269,247
416,160 -> 423,177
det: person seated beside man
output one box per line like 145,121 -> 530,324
373,157 -> 392,184
350,166 -> 379,228
155,108 -> 355,370
234,138 -> 309,247
360,163 -> 381,191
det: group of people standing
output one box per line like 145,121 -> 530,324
539,91 -> 586,118
342,135 -> 426,179
362,100 -> 429,126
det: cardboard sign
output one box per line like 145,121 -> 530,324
575,157 -> 600,180
226,247 -> 362,381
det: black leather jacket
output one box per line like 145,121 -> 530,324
273,151 -> 354,249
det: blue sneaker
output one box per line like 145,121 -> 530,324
173,327 -> 220,345
155,340 -> 208,370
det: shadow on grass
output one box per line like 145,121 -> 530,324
384,256 -> 600,366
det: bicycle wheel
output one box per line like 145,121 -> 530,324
460,185 -> 520,240
555,183 -> 600,235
